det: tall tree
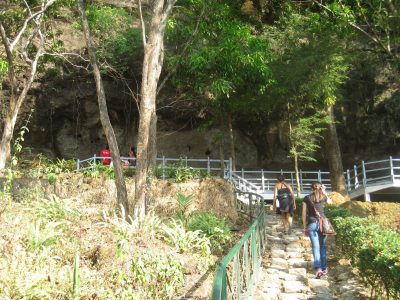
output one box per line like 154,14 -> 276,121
134,0 -> 177,218
166,1 -> 273,168
288,113 -> 331,197
77,0 -> 129,216
0,0 -> 56,170
264,3 -> 351,196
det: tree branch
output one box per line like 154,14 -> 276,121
0,22 -> 17,100
313,0 -> 392,56
9,0 -> 56,51
157,2 -> 206,94
138,0 -> 147,47
44,52 -> 91,70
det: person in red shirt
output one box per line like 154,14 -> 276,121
99,145 -> 111,165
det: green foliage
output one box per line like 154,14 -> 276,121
27,218 -> 63,252
74,4 -> 142,75
82,162 -> 115,179
167,1 -> 273,108
161,219 -> 211,256
156,159 -> 211,182
187,211 -> 233,254
288,112 -> 331,162
175,193 -> 193,224
317,0 -> 399,58
0,60 -> 8,77
31,156 -> 76,183
325,205 -> 400,298
131,250 -> 184,300
11,109 -> 34,168
264,3 -> 352,111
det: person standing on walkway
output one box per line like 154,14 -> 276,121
273,175 -> 296,234
129,146 -> 136,167
99,145 -> 111,165
302,182 -> 333,278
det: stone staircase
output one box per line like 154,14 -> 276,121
251,211 -> 368,300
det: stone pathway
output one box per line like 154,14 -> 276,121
252,212 -> 368,300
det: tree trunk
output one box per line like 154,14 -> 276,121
325,106 -> 349,198
219,110 -> 226,177
0,79 -> 35,169
294,155 -> 301,198
0,22 -> 41,170
134,0 -> 177,218
227,111 -> 236,171
78,0 -> 130,217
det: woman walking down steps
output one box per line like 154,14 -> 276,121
251,209 -> 368,300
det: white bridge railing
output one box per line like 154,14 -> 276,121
231,169 -> 332,196
77,155 -> 400,199
77,155 -> 232,179
346,156 -> 400,191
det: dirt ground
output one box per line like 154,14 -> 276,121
340,200 -> 400,232
324,191 -> 400,232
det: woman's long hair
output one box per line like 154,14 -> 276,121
311,182 -> 324,202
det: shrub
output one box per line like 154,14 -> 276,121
29,194 -> 81,222
326,205 -> 400,299
82,163 -> 115,179
161,219 -> 211,256
187,211 -> 233,254
131,250 -> 184,300
155,159 -> 211,182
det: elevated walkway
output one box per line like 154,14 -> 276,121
230,170 -> 331,201
346,157 -> 400,201
77,155 -> 400,201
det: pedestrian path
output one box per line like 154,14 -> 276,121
251,211 -> 368,300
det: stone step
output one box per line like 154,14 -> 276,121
251,214 -> 367,300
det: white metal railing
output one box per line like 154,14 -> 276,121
231,169 -> 332,196
77,155 -> 232,179
77,155 -> 400,195
345,156 -> 400,191
230,173 -> 262,194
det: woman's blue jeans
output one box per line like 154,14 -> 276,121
307,220 -> 327,270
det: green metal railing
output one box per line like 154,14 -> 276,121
211,192 -> 266,300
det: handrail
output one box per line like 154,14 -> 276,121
211,193 -> 266,300
77,155 -> 230,174
231,173 -> 260,191
346,156 -> 400,192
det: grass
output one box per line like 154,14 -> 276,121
0,175 -> 240,299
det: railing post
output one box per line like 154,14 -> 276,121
242,168 -> 244,179
318,169 -> 321,182
261,169 -> 265,192
389,156 -> 394,183
354,165 -> 358,188
162,156 -> 166,180
249,194 -> 253,220
207,157 -> 211,174
229,157 -> 233,179
361,160 -> 367,187
93,154 -> 97,165
185,156 -> 188,168
76,159 -> 80,171
300,169 -> 303,191
346,169 -> 351,191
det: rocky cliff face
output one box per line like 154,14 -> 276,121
24,76 -> 261,167
18,67 -> 400,170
